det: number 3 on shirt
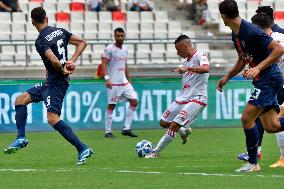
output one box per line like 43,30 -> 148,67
57,39 -> 66,65
250,88 -> 261,100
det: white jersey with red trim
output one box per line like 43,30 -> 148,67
271,32 -> 284,72
176,50 -> 209,102
102,44 -> 128,84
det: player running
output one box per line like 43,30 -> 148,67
145,34 -> 209,158
101,28 -> 138,138
237,6 -> 284,167
218,0 -> 284,172
3,7 -> 93,165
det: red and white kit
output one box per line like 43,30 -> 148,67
161,50 -> 209,125
102,44 -> 137,104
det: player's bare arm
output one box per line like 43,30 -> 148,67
101,57 -> 112,89
67,34 -> 87,64
45,49 -> 73,75
217,57 -> 245,92
174,64 -> 209,74
244,40 -> 284,78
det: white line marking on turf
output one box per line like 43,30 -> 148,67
1,168 -> 284,178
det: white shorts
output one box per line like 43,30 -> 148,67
107,83 -> 137,104
161,96 -> 207,126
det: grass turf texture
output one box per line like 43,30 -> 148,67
0,128 -> 283,189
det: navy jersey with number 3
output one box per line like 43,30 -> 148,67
35,26 -> 72,86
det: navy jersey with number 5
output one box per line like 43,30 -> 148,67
35,26 -> 72,86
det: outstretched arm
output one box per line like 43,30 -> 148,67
217,57 -> 245,92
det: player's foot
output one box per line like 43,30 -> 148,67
122,129 -> 138,137
144,151 -> 160,158
105,132 -> 116,138
180,127 -> 192,145
235,162 -> 260,172
269,158 -> 284,168
4,137 -> 28,154
77,146 -> 94,165
237,152 -> 262,161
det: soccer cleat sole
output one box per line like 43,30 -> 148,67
77,149 -> 94,165
4,147 -> 18,154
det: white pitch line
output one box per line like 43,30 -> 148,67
1,168 -> 284,178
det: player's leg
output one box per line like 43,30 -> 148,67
146,101 -> 204,158
235,103 -> 262,172
46,85 -> 93,165
4,83 -> 43,154
105,104 -> 116,138
121,98 -> 138,137
105,86 -> 120,137
121,84 -> 138,137
237,117 -> 263,161
270,105 -> 284,168
159,101 -> 189,142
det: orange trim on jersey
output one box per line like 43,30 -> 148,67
111,82 -> 129,86
174,99 -> 207,107
187,50 -> 197,61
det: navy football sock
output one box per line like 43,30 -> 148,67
54,120 -> 85,152
279,117 -> 284,131
15,105 -> 27,138
244,126 -> 259,165
255,118 -> 264,146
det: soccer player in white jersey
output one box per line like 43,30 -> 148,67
249,12 -> 284,168
145,35 -> 209,158
101,28 -> 138,138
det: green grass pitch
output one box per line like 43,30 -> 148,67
0,128 -> 283,189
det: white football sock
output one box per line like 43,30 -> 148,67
105,109 -> 113,134
153,129 -> 176,153
178,127 -> 186,136
123,105 -> 137,130
276,132 -> 284,158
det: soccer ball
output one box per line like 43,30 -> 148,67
135,140 -> 153,157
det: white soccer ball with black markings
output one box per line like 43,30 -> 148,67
135,140 -> 153,157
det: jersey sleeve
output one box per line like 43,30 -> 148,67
61,28 -> 73,42
102,46 -> 111,60
35,39 -> 50,55
252,27 -> 273,49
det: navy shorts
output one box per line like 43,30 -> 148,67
248,71 -> 283,114
27,82 -> 69,115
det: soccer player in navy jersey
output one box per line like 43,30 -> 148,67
218,0 -> 284,172
3,7 -> 93,165
238,6 -> 284,164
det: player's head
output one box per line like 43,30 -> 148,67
219,0 -> 239,26
31,7 -> 48,28
174,35 -> 194,58
114,27 -> 125,46
251,12 -> 273,29
256,6 -> 274,21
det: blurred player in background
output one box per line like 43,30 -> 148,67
3,7 -> 93,165
237,12 -> 284,168
145,35 -> 209,158
237,6 -> 284,167
101,28 -> 138,138
218,0 -> 284,172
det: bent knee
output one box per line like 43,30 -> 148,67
15,92 -> 31,105
159,120 -> 170,128
130,99 -> 138,107
47,112 -> 60,126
